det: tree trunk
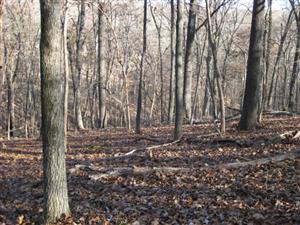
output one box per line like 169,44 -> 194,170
205,0 -> 226,134
63,0 -> 69,135
288,3 -> 300,112
267,9 -> 292,108
259,0 -> 272,119
7,37 -> 20,138
0,0 -> 4,106
40,0 -> 70,223
168,0 -> 176,124
238,0 -> 265,130
136,0 -> 147,133
98,1 -> 107,129
149,5 -> 164,124
7,71 -> 14,139
174,0 -> 184,140
191,36 -> 206,124
183,0 -> 196,123
74,0 -> 85,130
202,48 -> 212,117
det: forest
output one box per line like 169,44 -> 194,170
0,0 -> 300,224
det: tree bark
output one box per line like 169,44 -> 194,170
40,0 -> 70,223
168,0 -> 176,124
136,0 -> 147,133
205,0 -> 226,134
239,0 -> 265,130
62,0 -> 69,135
0,0 -> 4,105
174,0 -> 184,140
74,0 -> 85,130
98,1 -> 107,129
183,0 -> 196,123
288,0 -> 300,112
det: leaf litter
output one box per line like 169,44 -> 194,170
0,115 -> 299,224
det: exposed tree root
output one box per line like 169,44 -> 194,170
70,148 -> 300,180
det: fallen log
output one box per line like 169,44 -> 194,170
263,110 -> 297,116
71,148 -> 300,180
82,140 -> 180,162
188,129 -> 300,148
219,148 -> 300,169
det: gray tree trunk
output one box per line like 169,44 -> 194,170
183,0 -> 196,123
136,0 -> 147,133
259,0 -> 272,120
40,0 -> 70,223
288,0 -> 300,112
74,0 -> 85,130
62,0 -> 69,134
7,71 -> 14,139
239,0 -> 265,130
168,0 -> 176,124
267,8 -> 292,108
174,0 -> 184,140
150,5 -> 164,124
7,35 -> 20,138
205,0 -> 226,134
98,1 -> 107,129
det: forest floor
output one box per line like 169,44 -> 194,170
0,114 -> 300,225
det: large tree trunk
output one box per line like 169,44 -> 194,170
183,0 -> 196,123
40,0 -> 70,223
74,0 -> 85,130
238,0 -> 265,130
98,1 -> 107,129
135,0 -> 147,133
168,0 -> 176,124
174,0 -> 184,140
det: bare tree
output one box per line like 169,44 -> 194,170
40,0 -> 70,223
62,0 -> 69,135
267,7 -> 292,109
168,0 -> 176,124
174,0 -> 184,140
136,0 -> 147,133
183,0 -> 196,123
288,0 -> 300,112
74,0 -> 85,130
98,1 -> 107,128
239,0 -> 265,130
205,0 -> 226,134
